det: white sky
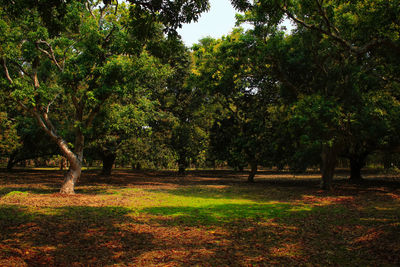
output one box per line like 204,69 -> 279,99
177,0 -> 294,47
178,0 -> 239,47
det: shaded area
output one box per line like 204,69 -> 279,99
0,169 -> 399,266
0,205 -> 153,266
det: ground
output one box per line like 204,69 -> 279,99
0,169 -> 399,266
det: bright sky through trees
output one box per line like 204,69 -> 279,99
178,0 -> 294,47
178,0 -> 239,46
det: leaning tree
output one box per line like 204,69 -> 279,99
0,0 -> 209,194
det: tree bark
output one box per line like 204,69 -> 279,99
247,162 -> 257,182
101,152 -> 116,176
60,162 -> 81,194
320,144 -> 338,190
59,130 -> 84,194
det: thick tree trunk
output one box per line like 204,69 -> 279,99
247,162 -> 257,182
349,155 -> 366,183
58,131 -> 84,194
60,162 -> 81,194
101,152 -> 116,176
320,144 -> 338,190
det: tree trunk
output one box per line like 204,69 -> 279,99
383,153 -> 392,170
178,156 -> 187,175
60,157 -> 67,171
349,155 -> 366,183
60,161 -> 81,194
101,152 -> 116,176
320,144 -> 338,190
59,130 -> 84,194
6,154 -> 16,171
248,162 -> 257,182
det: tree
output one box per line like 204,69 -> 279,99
86,51 -> 171,176
0,0 -> 209,194
192,30 -> 280,181
147,36 -> 214,174
6,117 -> 61,171
230,0 -> 400,189
0,112 -> 20,159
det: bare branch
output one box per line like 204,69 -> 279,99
99,5 -> 106,30
282,4 -> 397,55
114,0 -> 119,15
104,25 -> 117,44
11,61 -> 34,81
315,0 -> 339,35
42,111 -> 58,135
35,40 -> 63,71
1,57 -> 14,84
86,1 -> 96,19
61,41 -> 77,71
17,100 -> 29,112
46,92 -> 61,114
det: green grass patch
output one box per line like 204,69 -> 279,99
4,191 -> 29,198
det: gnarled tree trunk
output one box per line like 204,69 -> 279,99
59,131 -> 84,194
320,144 -> 338,190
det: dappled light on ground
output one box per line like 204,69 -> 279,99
0,170 -> 399,266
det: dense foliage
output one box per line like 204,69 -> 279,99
0,0 -> 399,192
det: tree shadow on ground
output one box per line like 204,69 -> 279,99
142,201 -> 400,266
0,182 -> 399,265
0,205 -> 153,266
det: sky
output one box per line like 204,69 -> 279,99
177,0 -> 294,47
178,0 -> 240,47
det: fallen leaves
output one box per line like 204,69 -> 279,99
0,169 -> 399,266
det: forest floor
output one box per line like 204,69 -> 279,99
0,169 -> 399,266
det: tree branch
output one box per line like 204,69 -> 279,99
35,40 -> 63,71
114,0 -> 119,15
315,0 -> 339,35
10,61 -> 34,81
61,41 -> 77,71
1,57 -> 14,84
282,4 -> 396,55
85,99 -> 106,128
46,93 -> 61,114
85,1 -> 95,19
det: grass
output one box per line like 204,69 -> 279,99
0,169 -> 399,266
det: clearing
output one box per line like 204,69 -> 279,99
0,169 -> 399,266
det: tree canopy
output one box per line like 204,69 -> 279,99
1,0 -> 399,192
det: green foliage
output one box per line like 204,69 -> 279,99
0,0 -> 210,181
192,30 -> 280,171
0,112 -> 20,156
